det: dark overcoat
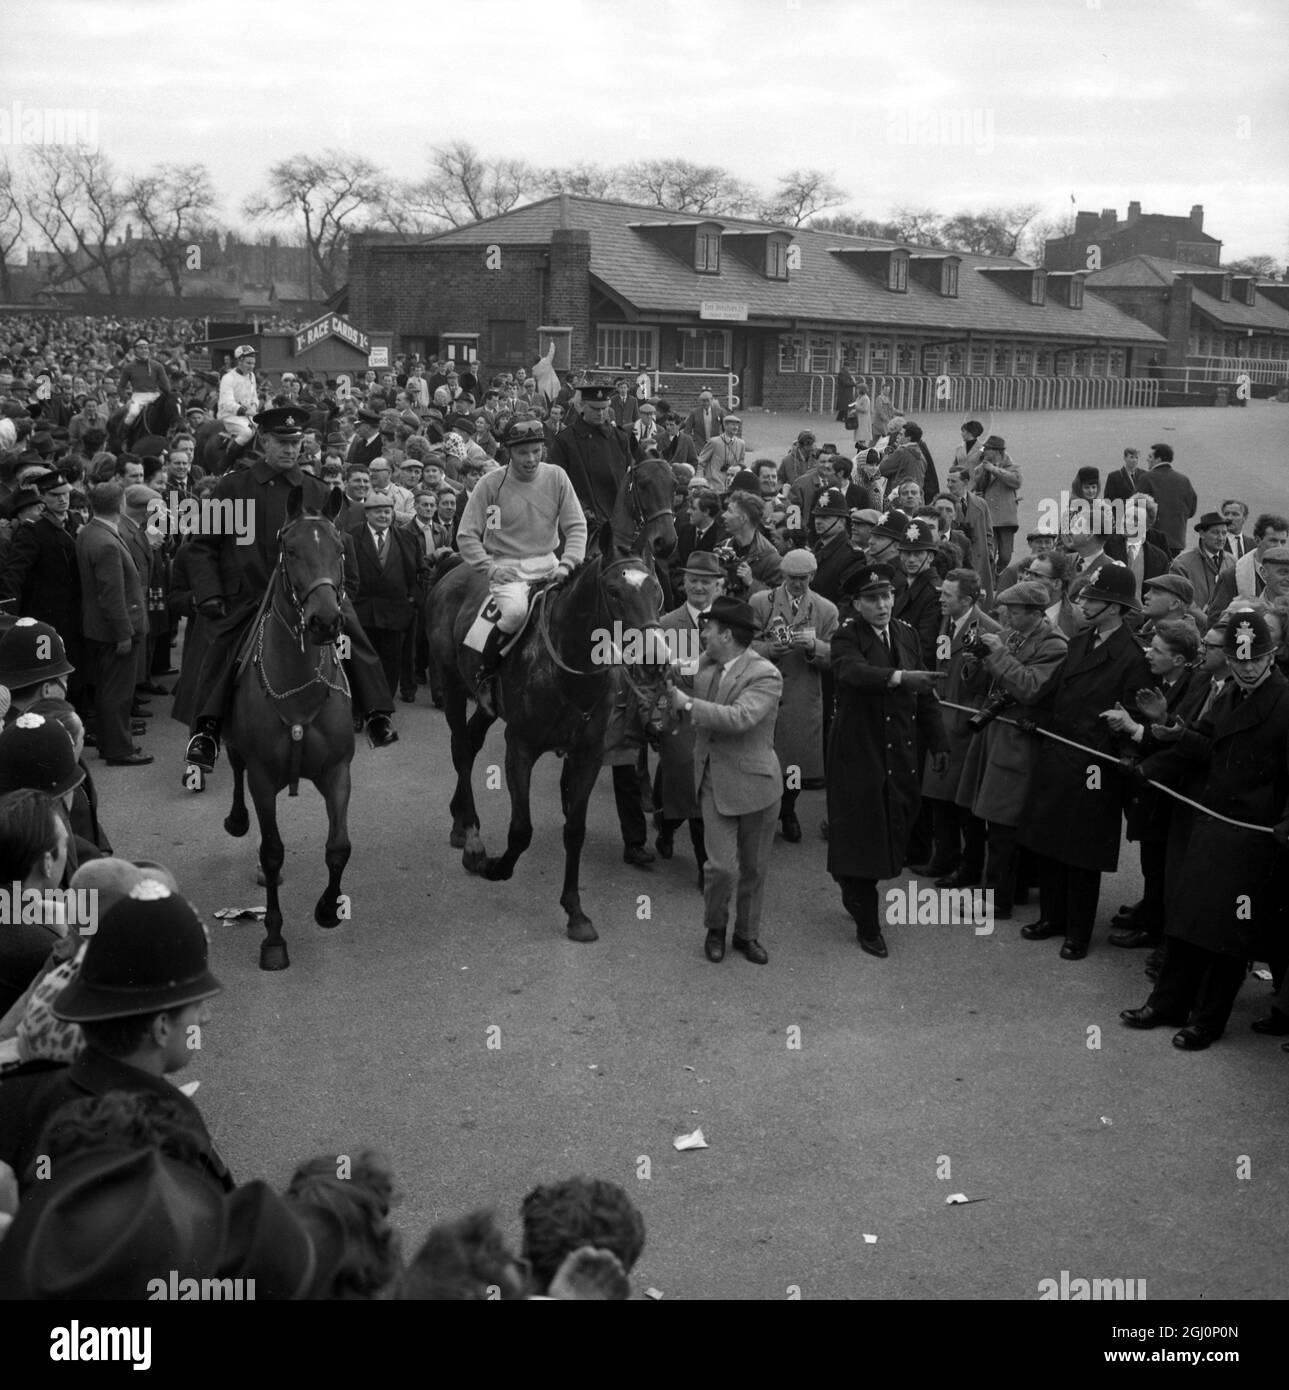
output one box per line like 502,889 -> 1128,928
826,614 -> 947,881
892,570 -> 941,667
654,604 -> 704,819
1019,624 -> 1151,871
0,515 -> 81,654
1123,667 -> 1205,843
922,606 -> 1001,800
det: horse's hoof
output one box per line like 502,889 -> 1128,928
449,828 -> 467,849
256,868 -> 283,887
224,811 -> 249,837
259,943 -> 290,971
567,918 -> 598,943
462,847 -> 487,875
314,898 -> 340,929
483,858 -> 513,881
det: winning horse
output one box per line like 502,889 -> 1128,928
428,452 -> 677,941
107,389 -> 181,455
221,487 -> 355,970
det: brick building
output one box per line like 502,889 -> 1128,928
347,195 -> 1164,411
1045,202 -> 1222,272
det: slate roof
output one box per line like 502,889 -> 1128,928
394,196 -> 1164,345
1087,255 -> 1289,333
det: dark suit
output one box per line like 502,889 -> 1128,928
0,1047 -> 233,1195
1143,464 -> 1197,555
608,393 -> 639,428
548,415 -> 639,532
76,517 -> 147,760
669,519 -> 725,594
352,522 -> 423,700
0,514 -> 82,693
892,571 -> 941,667
1020,624 -> 1152,947
683,403 -> 727,444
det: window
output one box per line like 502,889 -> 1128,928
1089,348 -> 1109,376
778,334 -> 805,373
1030,271 -> 1047,306
896,340 -> 917,374
944,343 -> 966,374
1071,349 -> 1090,375
766,239 -> 789,280
1219,276 -> 1231,302
596,325 -> 657,370
1108,349 -> 1126,376
889,252 -> 909,292
696,231 -> 721,273
489,319 -> 526,361
991,343 -> 1011,375
1014,344 -> 1034,375
1035,345 -> 1053,374
867,339 -> 891,373
970,342 -> 990,375
1068,278 -> 1084,309
681,329 -> 730,370
838,337 -> 863,372
921,345 -> 942,374
941,260 -> 959,297
809,334 -> 835,373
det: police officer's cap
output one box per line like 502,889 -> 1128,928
812,488 -> 851,519
839,563 -> 897,599
0,618 -> 75,688
254,406 -> 311,438
1223,610 -> 1275,659
896,518 -> 938,551
872,508 -> 912,542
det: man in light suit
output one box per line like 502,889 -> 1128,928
1170,512 -> 1235,619
1206,512 -> 1289,617
667,595 -> 783,966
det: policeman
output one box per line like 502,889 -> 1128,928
183,406 -> 398,772
547,374 -> 641,534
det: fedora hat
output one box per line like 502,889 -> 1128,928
699,594 -> 758,635
1193,511 -> 1227,533
53,879 -> 223,1022
681,551 -> 724,578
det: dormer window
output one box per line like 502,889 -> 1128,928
696,229 -> 721,274
889,250 -> 909,292
1031,269 -> 1047,306
941,258 -> 959,297
766,238 -> 789,280
1069,277 -> 1083,309
1219,275 -> 1231,302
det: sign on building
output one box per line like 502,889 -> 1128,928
293,314 -> 371,356
368,347 -> 389,368
700,301 -> 749,322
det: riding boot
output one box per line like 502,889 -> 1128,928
185,717 -> 221,773
473,623 -> 508,717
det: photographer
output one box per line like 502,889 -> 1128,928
718,492 -> 781,600
917,570 -> 1001,887
956,581 -> 1068,919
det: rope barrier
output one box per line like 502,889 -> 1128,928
935,698 -> 1276,837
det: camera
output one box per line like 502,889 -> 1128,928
961,624 -> 992,661
712,540 -> 748,597
966,690 -> 1010,732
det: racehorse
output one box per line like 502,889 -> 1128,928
107,389 -> 181,455
428,453 -> 677,942
220,487 -> 355,970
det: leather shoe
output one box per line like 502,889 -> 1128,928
911,860 -> 954,877
704,931 -> 725,963
1059,941 -> 1087,960
1021,919 -> 1062,940
780,813 -> 802,843
623,844 -> 655,867
1109,928 -> 1161,949
1172,1025 -> 1218,1051
131,705 -> 153,719
138,681 -> 170,696
858,932 -> 888,958
654,834 -> 673,860
106,751 -> 154,767
936,866 -> 981,889
1113,900 -> 1143,921
732,937 -> 768,965
366,714 -> 398,747
1120,1005 -> 1177,1029
1250,1010 -> 1289,1035
399,691 -> 416,704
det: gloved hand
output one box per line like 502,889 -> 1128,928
1118,756 -> 1148,787
1271,819 -> 1289,850
197,597 -> 226,619
1015,715 -> 1038,735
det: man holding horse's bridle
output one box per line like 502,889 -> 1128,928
183,405 -> 400,773
455,417 -> 588,714
116,336 -> 172,431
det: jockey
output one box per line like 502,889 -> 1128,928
456,418 -> 588,710
217,345 -> 261,446
116,335 -> 172,428
183,405 -> 399,773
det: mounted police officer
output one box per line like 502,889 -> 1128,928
183,406 -> 398,773
547,374 -> 641,535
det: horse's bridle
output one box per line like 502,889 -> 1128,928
274,519 -> 347,651
624,460 -> 674,550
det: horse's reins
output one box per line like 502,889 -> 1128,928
255,522 -> 350,703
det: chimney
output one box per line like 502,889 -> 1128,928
1190,204 -> 1204,229
1127,201 -> 1141,221
1100,208 -> 1117,226
1074,210 -> 1096,234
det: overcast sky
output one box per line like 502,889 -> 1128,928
4,0 -> 1286,262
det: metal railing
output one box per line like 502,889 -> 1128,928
1180,357 -> 1289,387
813,373 -> 1161,416
628,369 -> 740,411
808,374 -> 836,416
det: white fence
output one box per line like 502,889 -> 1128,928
1179,357 -> 1289,387
816,373 -> 1162,416
634,370 -> 740,410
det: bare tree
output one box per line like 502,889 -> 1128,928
244,151 -> 384,299
887,205 -> 946,245
1023,215 -> 1069,266
807,211 -> 905,240
0,156 -> 24,302
1224,254 -> 1279,277
620,159 -> 754,216
369,183 -> 446,237
759,170 -> 846,227
410,141 -> 544,227
939,204 -> 1040,258
128,163 -> 218,298
24,145 -> 135,301
539,162 -> 627,200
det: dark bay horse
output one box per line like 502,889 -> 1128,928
107,389 -> 181,454
221,487 -> 355,970
427,453 -> 677,942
